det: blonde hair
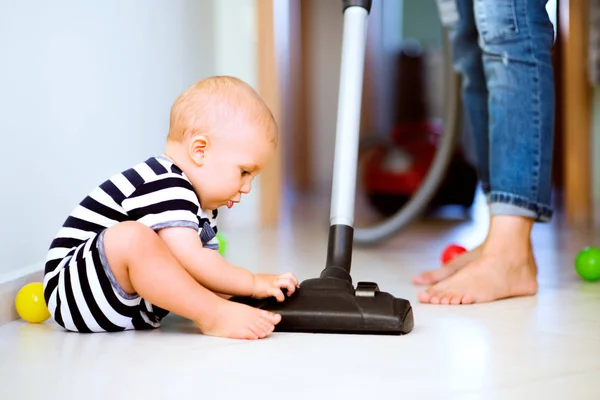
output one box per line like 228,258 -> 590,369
168,76 -> 277,146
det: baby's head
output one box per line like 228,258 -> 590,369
165,76 -> 277,210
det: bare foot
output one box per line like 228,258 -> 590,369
417,216 -> 538,305
417,251 -> 538,304
412,244 -> 483,285
196,300 -> 282,339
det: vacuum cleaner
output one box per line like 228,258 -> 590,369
229,0 -> 414,335
359,40 -> 477,218
362,120 -> 478,217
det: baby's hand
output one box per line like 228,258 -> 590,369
252,273 -> 299,302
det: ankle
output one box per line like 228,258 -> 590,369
485,215 -> 533,252
193,293 -> 226,329
490,215 -> 533,236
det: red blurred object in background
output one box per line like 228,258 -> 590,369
360,40 -> 478,217
364,120 -> 442,196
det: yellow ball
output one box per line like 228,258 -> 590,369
15,282 -> 50,323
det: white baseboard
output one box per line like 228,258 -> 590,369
0,262 -> 44,326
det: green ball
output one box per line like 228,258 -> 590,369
216,232 -> 227,256
574,247 -> 600,282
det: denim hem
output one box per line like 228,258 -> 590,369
489,191 -> 553,222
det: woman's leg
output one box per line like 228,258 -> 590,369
418,0 -> 555,304
414,0 -> 490,285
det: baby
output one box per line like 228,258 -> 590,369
42,76 -> 298,340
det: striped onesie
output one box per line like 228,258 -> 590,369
43,155 -> 219,333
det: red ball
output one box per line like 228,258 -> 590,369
441,244 -> 467,265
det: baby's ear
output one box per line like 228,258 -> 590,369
189,135 -> 209,166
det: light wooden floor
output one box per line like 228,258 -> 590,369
1,190 -> 600,399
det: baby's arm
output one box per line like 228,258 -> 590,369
157,226 -> 255,297
120,171 -> 295,298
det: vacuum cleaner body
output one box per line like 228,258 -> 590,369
361,36 -> 478,217
364,120 -> 478,216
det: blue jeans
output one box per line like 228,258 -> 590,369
446,0 -> 555,221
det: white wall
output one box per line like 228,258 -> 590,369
210,0 -> 262,230
0,0 -> 216,274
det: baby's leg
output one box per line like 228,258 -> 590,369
103,221 -> 280,339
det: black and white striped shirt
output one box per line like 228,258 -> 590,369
44,155 -> 219,277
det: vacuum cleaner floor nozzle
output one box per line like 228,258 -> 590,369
230,277 -> 414,335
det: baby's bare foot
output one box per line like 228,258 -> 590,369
196,300 -> 281,339
412,244 -> 483,285
417,242 -> 538,305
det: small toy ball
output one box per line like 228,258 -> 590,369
441,244 -> 467,265
216,231 -> 227,256
574,247 -> 600,282
15,282 -> 50,323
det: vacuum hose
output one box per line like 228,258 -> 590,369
353,30 -> 462,245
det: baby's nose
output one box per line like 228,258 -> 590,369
241,182 -> 252,194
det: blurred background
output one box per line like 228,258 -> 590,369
0,0 -> 597,281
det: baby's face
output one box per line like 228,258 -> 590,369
187,124 -> 275,211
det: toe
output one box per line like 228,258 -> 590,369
417,291 -> 434,303
426,285 -> 443,304
449,295 -> 462,305
460,293 -> 476,304
261,310 -> 281,324
257,319 -> 275,334
439,290 -> 461,305
245,328 -> 260,340
250,324 -> 268,339
418,284 -> 445,303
